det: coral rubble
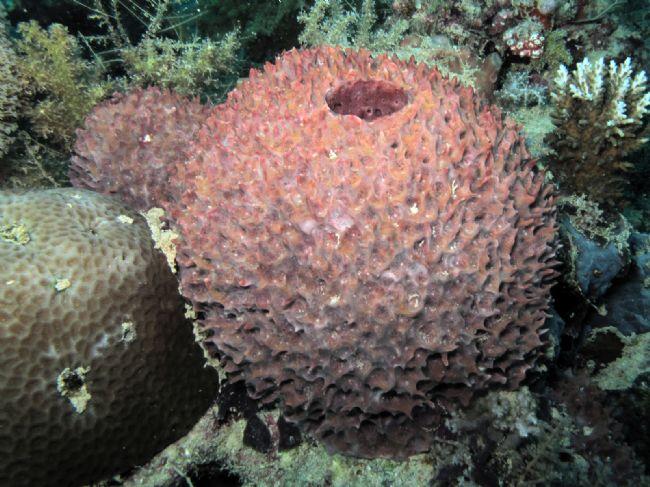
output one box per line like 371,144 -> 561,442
119,378 -> 649,486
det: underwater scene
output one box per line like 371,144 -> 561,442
0,0 -> 649,486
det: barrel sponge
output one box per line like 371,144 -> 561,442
171,47 -> 558,458
0,188 -> 218,487
70,47 -> 559,459
70,87 -> 209,211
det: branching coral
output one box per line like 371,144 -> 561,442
546,57 -> 650,206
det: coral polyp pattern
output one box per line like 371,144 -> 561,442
0,189 -> 217,486
169,47 -> 558,457
71,46 -> 558,458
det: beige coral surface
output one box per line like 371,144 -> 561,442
0,188 -> 217,487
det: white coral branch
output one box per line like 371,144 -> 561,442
553,56 -> 649,138
551,64 -> 569,100
632,92 -> 650,120
630,70 -> 647,95
568,58 -> 604,101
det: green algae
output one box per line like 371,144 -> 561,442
510,105 -> 554,158
593,328 -> 650,391
0,222 -> 30,244
213,413 -> 435,487
122,405 -> 435,487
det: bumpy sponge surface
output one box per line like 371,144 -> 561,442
69,47 -> 558,459
172,47 -> 558,458
70,87 -> 209,211
0,188 -> 217,487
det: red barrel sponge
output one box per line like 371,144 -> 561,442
71,87 -> 209,211
71,47 -> 558,459
172,47 -> 558,458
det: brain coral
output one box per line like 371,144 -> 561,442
72,46 -> 558,459
70,87 -> 209,212
0,188 -> 218,487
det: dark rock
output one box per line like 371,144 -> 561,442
216,380 -> 258,423
544,307 -> 566,360
560,216 -> 626,301
277,415 -> 302,450
435,463 -> 467,484
590,233 -> 650,335
580,327 -> 626,365
243,415 -> 272,453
